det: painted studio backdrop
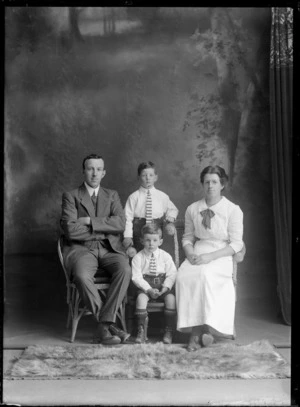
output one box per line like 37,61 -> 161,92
5,9 -> 275,285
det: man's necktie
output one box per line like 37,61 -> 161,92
91,191 -> 97,213
149,253 -> 157,274
145,189 -> 153,224
200,209 -> 215,229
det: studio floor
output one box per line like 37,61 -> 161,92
3,254 -> 292,406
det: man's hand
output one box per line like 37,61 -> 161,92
123,237 -> 133,249
147,288 -> 160,299
165,216 -> 175,223
165,222 -> 176,236
126,246 -> 137,258
78,217 -> 91,225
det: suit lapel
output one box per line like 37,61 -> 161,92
79,183 -> 95,217
96,187 -> 108,217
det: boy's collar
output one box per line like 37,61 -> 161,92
143,248 -> 160,257
139,186 -> 156,192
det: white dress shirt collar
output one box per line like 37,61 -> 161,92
198,196 -> 224,211
143,248 -> 160,258
84,182 -> 100,197
139,186 -> 156,194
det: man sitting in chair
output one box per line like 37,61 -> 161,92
60,153 -> 131,345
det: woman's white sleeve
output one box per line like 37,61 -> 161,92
228,205 -> 244,253
182,206 -> 196,247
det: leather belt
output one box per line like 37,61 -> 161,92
133,217 -> 164,221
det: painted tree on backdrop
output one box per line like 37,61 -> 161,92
5,7 -> 85,55
183,8 -> 270,195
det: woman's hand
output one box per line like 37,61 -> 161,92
194,253 -> 214,265
187,253 -> 198,265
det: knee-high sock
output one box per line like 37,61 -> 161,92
164,308 -> 177,329
135,309 -> 148,326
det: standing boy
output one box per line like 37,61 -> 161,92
123,161 -> 179,253
131,224 -> 177,344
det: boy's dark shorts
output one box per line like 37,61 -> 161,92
137,273 -> 176,302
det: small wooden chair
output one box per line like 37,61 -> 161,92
57,237 -> 127,343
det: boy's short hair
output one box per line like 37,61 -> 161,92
141,223 -> 163,238
137,161 -> 156,176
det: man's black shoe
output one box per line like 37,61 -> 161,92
109,324 -> 131,343
93,323 -> 121,345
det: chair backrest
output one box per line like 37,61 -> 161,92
57,236 -> 71,284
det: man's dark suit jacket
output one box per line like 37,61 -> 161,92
61,183 -> 126,273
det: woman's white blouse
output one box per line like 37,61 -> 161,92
182,196 -> 243,253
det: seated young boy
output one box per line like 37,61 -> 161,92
123,161 -> 179,253
131,223 -> 177,344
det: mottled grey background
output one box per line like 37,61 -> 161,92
5,7 -> 274,275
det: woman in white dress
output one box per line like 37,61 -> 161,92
176,165 -> 244,351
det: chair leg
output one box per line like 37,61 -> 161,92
118,299 -> 127,331
232,324 -> 236,340
71,317 -> 80,343
70,291 -> 82,343
144,315 -> 149,341
66,306 -> 72,329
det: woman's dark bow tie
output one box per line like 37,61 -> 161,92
200,209 -> 215,229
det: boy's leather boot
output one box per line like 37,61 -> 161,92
163,309 -> 177,344
135,309 -> 147,344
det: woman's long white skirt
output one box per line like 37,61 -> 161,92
176,239 -> 235,335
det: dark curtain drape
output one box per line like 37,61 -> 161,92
269,7 -> 292,325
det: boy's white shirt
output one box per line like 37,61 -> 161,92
124,186 -> 179,238
131,248 -> 177,293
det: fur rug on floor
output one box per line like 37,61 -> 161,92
5,340 -> 290,380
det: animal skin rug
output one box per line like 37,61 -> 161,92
5,340 -> 290,380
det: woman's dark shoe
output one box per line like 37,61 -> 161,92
187,334 -> 200,352
200,333 -> 214,347
93,323 -> 121,345
109,324 -> 131,343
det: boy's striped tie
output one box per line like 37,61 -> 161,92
149,253 -> 157,274
145,189 -> 153,223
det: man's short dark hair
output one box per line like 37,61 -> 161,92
82,154 -> 104,170
141,223 -> 163,238
137,161 -> 156,176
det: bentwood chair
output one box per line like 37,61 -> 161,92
57,237 -> 127,343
